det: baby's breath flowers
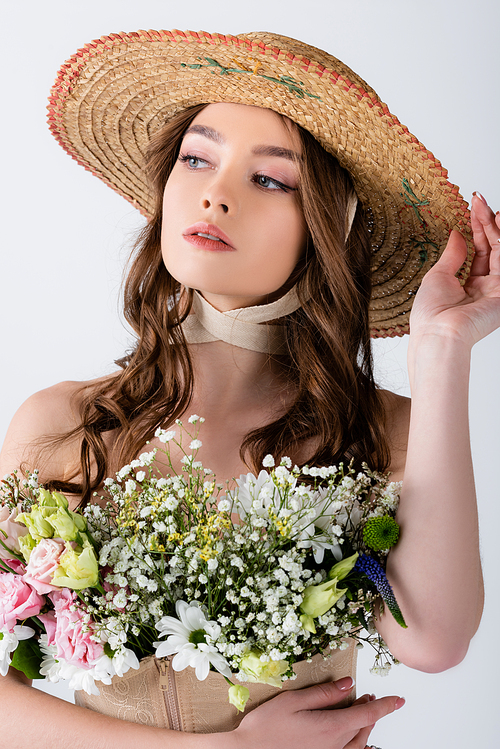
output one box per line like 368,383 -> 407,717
0,417 -> 404,706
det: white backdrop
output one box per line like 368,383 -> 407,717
1,1 -> 499,747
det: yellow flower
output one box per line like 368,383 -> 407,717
38,488 -> 61,507
16,489 -> 83,544
16,507 -> 53,541
51,540 -> 99,590
228,684 -> 250,712
18,532 -> 37,562
46,507 -> 87,542
239,651 -> 289,688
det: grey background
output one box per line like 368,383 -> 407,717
1,1 -> 498,746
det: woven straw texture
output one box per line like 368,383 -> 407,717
47,29 -> 474,337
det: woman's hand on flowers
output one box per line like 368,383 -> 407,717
225,677 -> 404,749
409,193 -> 500,349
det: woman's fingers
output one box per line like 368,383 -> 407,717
350,693 -> 372,707
234,682 -> 404,749
344,695 -> 376,749
342,694 -> 405,732
344,722 -> 374,749
297,682 -> 404,734
470,193 -> 500,276
432,229 -> 468,276
323,694 -> 402,749
291,676 -> 405,731
285,676 -> 356,710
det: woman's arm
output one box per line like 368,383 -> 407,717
377,194 -> 500,671
0,668 -> 206,749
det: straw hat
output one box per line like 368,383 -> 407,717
47,29 -> 473,337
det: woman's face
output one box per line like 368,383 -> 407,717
161,103 -> 307,311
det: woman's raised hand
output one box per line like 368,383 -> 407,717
409,193 -> 500,349
223,677 -> 404,749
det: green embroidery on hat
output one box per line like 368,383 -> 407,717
400,179 -> 439,268
180,57 -> 321,101
416,244 -> 429,267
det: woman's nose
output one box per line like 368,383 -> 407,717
201,196 -> 229,214
200,173 -> 237,215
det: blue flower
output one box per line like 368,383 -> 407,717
354,554 -> 407,628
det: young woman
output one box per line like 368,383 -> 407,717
1,29 -> 498,749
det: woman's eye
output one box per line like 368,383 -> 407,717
254,174 -> 293,192
179,154 -> 207,168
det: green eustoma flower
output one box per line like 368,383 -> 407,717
300,553 -> 359,633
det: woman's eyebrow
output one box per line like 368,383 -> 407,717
183,125 -> 300,162
252,145 -> 301,162
183,124 -> 225,144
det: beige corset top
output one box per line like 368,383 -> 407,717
75,642 -> 357,734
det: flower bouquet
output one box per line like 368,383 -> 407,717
0,416 -> 405,713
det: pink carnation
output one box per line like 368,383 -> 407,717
23,538 -> 65,594
46,589 -> 104,668
0,573 -> 44,631
2,559 -> 26,575
0,504 -> 28,560
38,610 -> 57,642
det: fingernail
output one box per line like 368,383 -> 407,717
336,676 -> 355,691
395,697 -> 406,710
472,191 -> 487,204
369,693 -> 376,701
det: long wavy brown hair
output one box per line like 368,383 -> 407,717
44,103 -> 390,507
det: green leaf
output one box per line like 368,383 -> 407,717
357,609 -> 369,630
104,642 -> 117,658
10,638 -> 43,680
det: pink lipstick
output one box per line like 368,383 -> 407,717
183,223 -> 235,252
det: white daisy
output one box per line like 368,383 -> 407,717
0,625 -> 35,677
154,600 -> 231,681
234,471 -> 279,519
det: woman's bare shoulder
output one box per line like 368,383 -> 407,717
379,389 -> 411,480
0,375 -> 118,479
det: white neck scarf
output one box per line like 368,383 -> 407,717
181,286 -> 302,354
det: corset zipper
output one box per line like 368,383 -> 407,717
158,657 -> 182,731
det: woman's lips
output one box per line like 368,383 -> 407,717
183,223 -> 235,252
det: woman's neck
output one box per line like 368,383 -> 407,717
186,340 -> 289,422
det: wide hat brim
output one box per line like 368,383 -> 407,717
47,29 -> 473,337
